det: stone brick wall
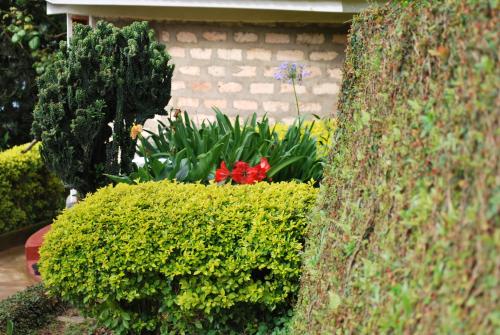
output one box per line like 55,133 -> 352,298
104,19 -> 347,123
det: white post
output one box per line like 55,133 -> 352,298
66,13 -> 73,44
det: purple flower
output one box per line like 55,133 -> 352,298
274,62 -> 310,84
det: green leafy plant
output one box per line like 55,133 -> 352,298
40,181 -> 318,334
108,109 -> 326,185
32,21 -> 174,195
0,284 -> 67,335
0,0 -> 65,149
0,143 -> 65,234
292,1 -> 499,334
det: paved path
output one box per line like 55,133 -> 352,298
0,245 -> 37,300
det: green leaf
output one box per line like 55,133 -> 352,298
267,156 -> 305,178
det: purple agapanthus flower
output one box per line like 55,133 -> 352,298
274,62 -> 311,84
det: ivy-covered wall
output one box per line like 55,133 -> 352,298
292,1 -> 498,334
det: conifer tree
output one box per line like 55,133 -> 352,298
32,21 -> 173,195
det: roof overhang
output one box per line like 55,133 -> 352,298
46,0 -> 370,23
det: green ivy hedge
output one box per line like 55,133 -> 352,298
40,181 -> 317,334
292,1 -> 499,334
0,143 -> 65,235
0,284 -> 67,335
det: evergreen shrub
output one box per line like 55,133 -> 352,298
292,1 -> 499,334
32,21 -> 174,195
0,143 -> 64,235
40,181 -> 318,334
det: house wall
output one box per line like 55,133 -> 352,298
103,19 -> 348,123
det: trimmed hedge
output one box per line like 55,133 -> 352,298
0,143 -> 65,235
0,284 -> 67,335
292,1 -> 499,334
40,181 -> 318,334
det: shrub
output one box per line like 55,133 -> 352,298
292,1 -> 499,334
0,284 -> 67,335
0,143 -> 64,235
109,110 -> 328,185
40,181 -> 318,334
32,21 -> 174,195
0,0 -> 65,149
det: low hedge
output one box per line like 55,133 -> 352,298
0,143 -> 65,235
0,284 -> 67,335
40,181 -> 318,334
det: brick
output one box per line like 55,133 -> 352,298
247,48 -> 272,61
202,31 -> 227,42
264,66 -> 278,77
280,117 -> 295,125
265,33 -> 290,44
195,114 -> 217,123
301,102 -> 322,112
327,68 -> 343,80
171,81 -> 185,91
250,83 -> 274,94
191,81 -> 212,92
280,83 -> 307,94
310,51 -> 338,61
190,48 -> 212,60
178,66 -> 200,76
204,99 -> 227,109
308,66 -> 322,78
160,31 -> 170,43
332,34 -> 348,44
218,81 -> 243,93
208,66 -> 225,77
177,97 -> 199,108
263,101 -> 289,113
217,48 -> 243,61
276,50 -> 304,61
234,32 -> 258,43
233,100 -> 258,111
296,33 -> 325,45
233,66 -> 256,77
176,31 -> 198,43
168,47 -> 186,58
313,83 -> 340,95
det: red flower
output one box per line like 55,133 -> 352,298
231,161 -> 254,184
252,158 -> 271,182
215,161 -> 230,183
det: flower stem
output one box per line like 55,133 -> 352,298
292,78 -> 300,116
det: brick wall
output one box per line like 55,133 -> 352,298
105,19 -> 347,123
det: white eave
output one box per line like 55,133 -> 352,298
47,0 -> 370,23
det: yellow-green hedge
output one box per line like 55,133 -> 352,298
40,181 -> 317,334
0,144 -> 64,234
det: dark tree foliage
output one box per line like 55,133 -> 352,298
32,21 -> 174,195
0,0 -> 64,149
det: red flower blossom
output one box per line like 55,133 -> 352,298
231,161 -> 254,184
215,161 -> 230,182
216,158 -> 272,184
253,158 -> 271,182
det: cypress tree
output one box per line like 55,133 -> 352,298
32,21 -> 174,195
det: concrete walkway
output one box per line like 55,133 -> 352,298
0,245 -> 37,300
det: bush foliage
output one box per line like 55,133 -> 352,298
0,143 -> 64,235
32,21 -> 174,195
0,0 -> 65,149
0,284 -> 67,335
40,181 -> 318,334
292,1 -> 499,334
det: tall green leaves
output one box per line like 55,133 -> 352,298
109,109 -> 327,184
